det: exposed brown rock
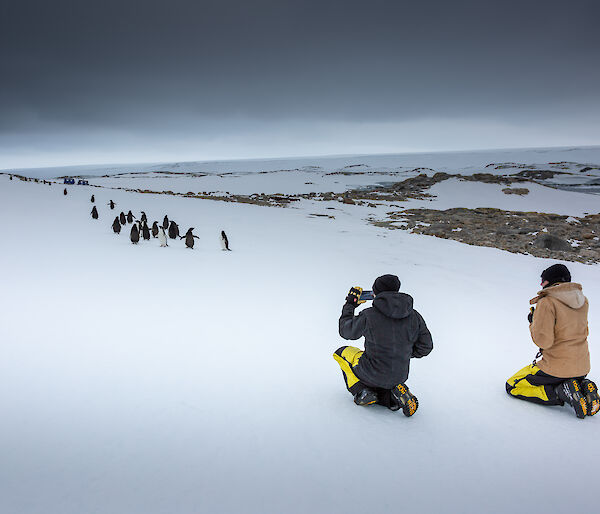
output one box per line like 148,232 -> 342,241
502,188 -> 529,195
371,207 -> 600,264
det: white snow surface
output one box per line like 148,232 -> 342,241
405,179 -> 600,216
0,158 -> 599,514
5,144 -> 600,181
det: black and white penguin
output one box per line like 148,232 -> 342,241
108,200 -> 115,210
63,188 -> 67,196
181,228 -> 199,249
142,221 -> 151,240
162,215 -> 169,230
140,211 -> 147,223
119,211 -> 126,225
130,224 -> 140,244
91,194 -> 95,203
126,210 -> 134,224
220,230 -> 231,251
158,227 -> 168,247
134,220 -> 142,237
112,216 -> 121,234
10,175 -> 13,180
91,206 -> 99,219
168,221 -> 180,239
151,221 -> 159,238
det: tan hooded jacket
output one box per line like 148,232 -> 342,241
529,282 -> 590,378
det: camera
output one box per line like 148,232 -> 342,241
359,290 -> 374,301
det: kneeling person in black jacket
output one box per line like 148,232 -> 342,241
333,274 -> 433,416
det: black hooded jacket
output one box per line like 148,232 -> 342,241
339,291 -> 433,389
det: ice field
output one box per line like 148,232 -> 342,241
1,147 -> 599,513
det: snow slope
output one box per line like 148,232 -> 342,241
0,165 -> 598,514
405,179 -> 600,216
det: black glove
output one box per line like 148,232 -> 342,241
345,286 -> 365,307
527,307 -> 535,324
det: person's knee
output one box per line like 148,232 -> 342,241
333,346 -> 348,358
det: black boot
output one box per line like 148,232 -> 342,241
354,388 -> 378,406
580,379 -> 599,417
390,383 -> 419,417
555,379 -> 587,419
386,391 -> 401,412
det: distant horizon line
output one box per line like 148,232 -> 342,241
2,143 -> 600,173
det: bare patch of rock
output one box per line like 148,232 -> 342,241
371,207 -> 600,264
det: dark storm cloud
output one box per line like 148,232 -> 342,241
2,0 -> 599,132
1,0 -> 599,170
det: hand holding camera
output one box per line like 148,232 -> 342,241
345,287 -> 374,307
346,286 -> 364,307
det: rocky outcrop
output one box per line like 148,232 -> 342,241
371,208 -> 600,263
502,188 -> 529,195
533,234 -> 572,252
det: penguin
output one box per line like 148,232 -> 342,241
108,200 -> 115,210
130,224 -> 140,244
158,227 -> 168,247
140,211 -> 147,223
181,228 -> 199,249
220,230 -> 231,251
151,221 -> 159,238
168,221 -> 180,239
91,206 -> 99,219
134,220 -> 142,237
126,210 -> 134,224
112,216 -> 121,234
9,175 -> 12,180
119,211 -> 126,225
142,221 -> 151,241
162,215 -> 169,230
91,194 -> 95,203
64,188 -> 67,196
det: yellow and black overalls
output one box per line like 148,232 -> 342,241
333,346 -> 371,396
506,364 -> 585,405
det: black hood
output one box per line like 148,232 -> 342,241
373,291 -> 413,319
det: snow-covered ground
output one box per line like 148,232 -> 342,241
6,145 -> 600,179
0,149 -> 599,514
405,179 -> 600,216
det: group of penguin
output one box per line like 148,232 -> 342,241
87,194 -> 231,250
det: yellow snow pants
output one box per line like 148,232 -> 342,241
333,346 -> 406,409
505,364 -> 563,405
333,346 -> 369,395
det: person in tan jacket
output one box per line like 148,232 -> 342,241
506,264 -> 599,418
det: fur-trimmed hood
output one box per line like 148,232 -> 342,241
530,282 -> 586,309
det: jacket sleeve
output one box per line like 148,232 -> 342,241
412,311 -> 433,358
339,303 -> 367,340
529,297 -> 555,349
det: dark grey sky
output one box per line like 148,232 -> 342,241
1,0 -> 599,168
